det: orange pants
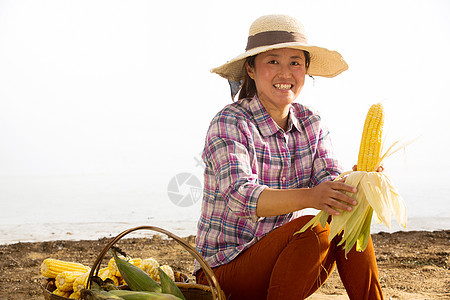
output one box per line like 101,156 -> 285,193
196,216 -> 383,300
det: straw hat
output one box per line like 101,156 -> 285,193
211,14 -> 348,81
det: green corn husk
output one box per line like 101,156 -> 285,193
109,290 -> 183,300
110,249 -> 161,293
80,289 -> 124,300
295,170 -> 407,257
158,267 -> 186,300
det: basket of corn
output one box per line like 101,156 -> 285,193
41,225 -> 225,300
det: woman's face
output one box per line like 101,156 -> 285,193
246,48 -> 307,111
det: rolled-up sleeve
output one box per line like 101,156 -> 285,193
203,116 -> 267,222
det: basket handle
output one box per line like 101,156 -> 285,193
86,225 -> 225,300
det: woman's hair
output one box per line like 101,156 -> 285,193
237,50 -> 311,100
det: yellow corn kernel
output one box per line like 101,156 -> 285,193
108,255 -> 125,276
69,291 -> 81,299
41,258 -> 90,278
129,258 -> 143,268
98,266 -> 109,277
99,267 -> 120,286
139,258 -> 160,281
56,270 -> 84,292
158,265 -> 175,282
72,271 -> 90,293
357,103 -> 385,172
53,288 -> 71,297
108,256 -> 142,277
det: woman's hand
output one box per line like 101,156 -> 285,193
307,179 -> 357,216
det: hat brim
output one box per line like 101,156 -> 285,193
211,42 -> 348,82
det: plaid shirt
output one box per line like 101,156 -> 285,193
195,96 -> 342,273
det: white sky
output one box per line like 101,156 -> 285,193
1,0 -> 449,220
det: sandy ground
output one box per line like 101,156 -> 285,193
0,230 -> 448,300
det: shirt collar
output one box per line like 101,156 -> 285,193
288,105 -> 302,133
249,96 -> 301,137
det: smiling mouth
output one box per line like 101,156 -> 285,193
274,83 -> 293,90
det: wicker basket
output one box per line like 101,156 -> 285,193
42,225 -> 225,300
42,271 -> 189,300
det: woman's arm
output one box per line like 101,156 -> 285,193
256,165 -> 386,218
256,180 -> 357,217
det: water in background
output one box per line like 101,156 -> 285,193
1,170 -> 449,245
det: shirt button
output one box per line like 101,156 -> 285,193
282,177 -> 286,182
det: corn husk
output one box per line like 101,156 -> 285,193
295,140 -> 411,257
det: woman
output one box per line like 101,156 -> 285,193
195,14 -> 384,299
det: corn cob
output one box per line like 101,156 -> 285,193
56,270 -> 84,291
140,258 -> 160,281
98,266 -> 109,277
130,258 -> 143,267
98,267 -> 121,286
357,103 -> 385,172
73,271 -> 90,292
41,258 -> 90,278
109,256 -> 142,277
296,103 -> 407,256
53,288 -> 71,298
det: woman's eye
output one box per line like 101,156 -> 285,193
291,61 -> 301,66
268,60 -> 277,64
